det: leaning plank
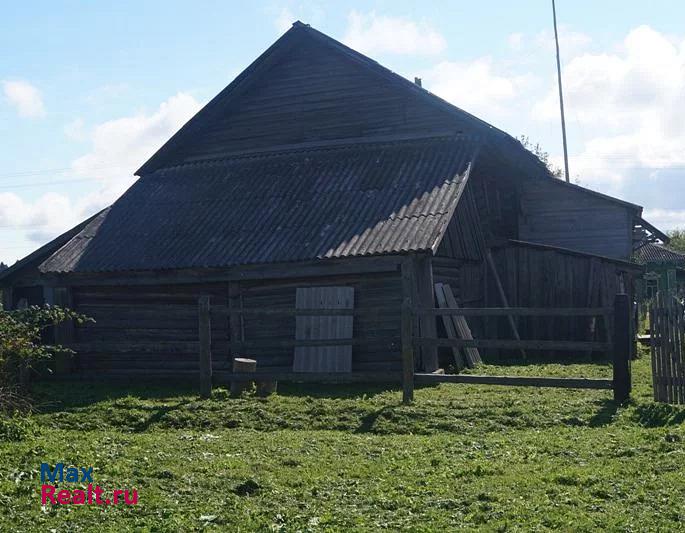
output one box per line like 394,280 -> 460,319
434,283 -> 465,371
415,373 -> 613,389
485,250 -> 526,359
442,284 -> 481,365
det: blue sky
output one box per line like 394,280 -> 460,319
2,1 -> 685,264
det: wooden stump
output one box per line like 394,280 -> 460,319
231,357 -> 257,396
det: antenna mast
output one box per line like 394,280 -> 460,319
552,0 -> 570,182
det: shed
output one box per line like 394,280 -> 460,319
0,22 -> 665,378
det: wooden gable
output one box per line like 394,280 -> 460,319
140,25 -> 474,172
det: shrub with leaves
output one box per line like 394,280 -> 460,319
0,305 -> 92,403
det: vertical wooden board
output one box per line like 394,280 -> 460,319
442,284 -> 481,366
652,302 -> 658,401
434,283 -> 465,371
293,286 -> 353,372
674,299 -> 682,404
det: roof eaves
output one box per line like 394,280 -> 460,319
0,208 -> 108,285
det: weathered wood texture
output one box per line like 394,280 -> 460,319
71,270 -> 402,376
171,40 -> 462,165
293,286 -> 354,372
415,373 -> 613,389
435,185 -> 484,263
613,293 -> 631,402
650,292 -> 685,404
435,283 -> 481,367
518,177 -> 634,260
461,242 -> 632,359
198,295 -> 212,398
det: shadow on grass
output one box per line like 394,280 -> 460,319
30,377 -> 398,413
275,382 -> 398,400
355,406 -> 395,433
587,398 -> 620,427
31,379 -> 196,414
631,402 -> 685,427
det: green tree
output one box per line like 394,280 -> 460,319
667,229 -> 685,252
1,305 -> 92,405
517,135 -> 563,178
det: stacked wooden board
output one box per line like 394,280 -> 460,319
434,282 -> 482,371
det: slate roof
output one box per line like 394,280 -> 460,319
635,243 -> 685,266
39,136 -> 477,273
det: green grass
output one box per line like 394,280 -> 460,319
2,352 -> 685,531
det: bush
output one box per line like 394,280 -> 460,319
0,305 -> 92,408
0,413 -> 36,442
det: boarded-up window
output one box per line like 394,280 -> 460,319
293,287 -> 354,372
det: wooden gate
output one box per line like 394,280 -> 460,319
650,292 -> 685,404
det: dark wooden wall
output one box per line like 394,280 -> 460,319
518,177 -> 634,260
71,270 -> 402,376
73,283 -> 229,375
172,41 -> 464,165
468,163 -> 520,242
461,242 -> 636,359
434,184 -> 486,303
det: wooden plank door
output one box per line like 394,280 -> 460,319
293,286 -> 354,373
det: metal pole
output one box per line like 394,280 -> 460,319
552,0 -> 570,182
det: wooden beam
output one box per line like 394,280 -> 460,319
228,282 -> 242,360
44,255 -> 403,287
434,283 -> 465,370
401,257 -> 415,404
486,249 -> 526,359
441,284 -> 481,366
612,293 -> 631,403
415,373 -> 613,389
414,338 -> 612,351
416,307 -> 613,317
198,295 -> 212,399
216,371 -> 402,384
413,254 -> 438,372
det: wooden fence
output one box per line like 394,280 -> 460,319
197,293 -> 632,404
650,292 -> 685,404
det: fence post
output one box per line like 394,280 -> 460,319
401,258 -> 415,404
613,293 -> 631,403
199,295 -> 212,399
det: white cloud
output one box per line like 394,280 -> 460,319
275,7 -> 294,34
0,192 -> 80,244
534,26 -> 685,188
643,209 -> 685,231
535,26 -> 592,58
508,33 -> 524,51
64,118 -> 87,141
526,25 -> 685,233
71,92 -> 201,186
421,58 -> 532,122
2,80 -> 46,118
343,10 -> 446,56
0,92 -> 202,255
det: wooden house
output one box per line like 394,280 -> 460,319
0,22 -> 667,378
635,243 -> 685,299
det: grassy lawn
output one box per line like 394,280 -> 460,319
2,352 -> 685,531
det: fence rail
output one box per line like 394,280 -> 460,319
196,292 -> 631,404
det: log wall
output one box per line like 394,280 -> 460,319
71,270 -> 403,376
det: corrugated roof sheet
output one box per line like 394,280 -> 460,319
635,243 -> 685,266
40,136 -> 477,273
